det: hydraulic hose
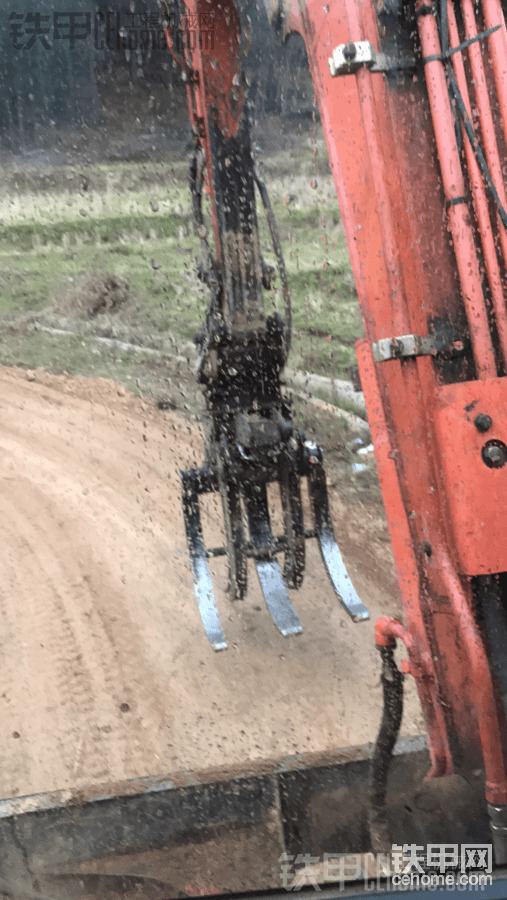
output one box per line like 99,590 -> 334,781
254,169 -> 292,362
369,645 -> 404,852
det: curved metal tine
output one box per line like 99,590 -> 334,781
180,473 -> 227,651
243,483 -> 303,636
307,458 -> 369,622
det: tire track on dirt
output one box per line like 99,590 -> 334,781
0,381 -> 183,793
0,476 -> 173,791
0,366 -> 426,801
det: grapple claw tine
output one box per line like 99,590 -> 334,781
180,471 -> 227,651
305,446 -> 369,622
255,559 -> 303,635
243,483 -> 303,636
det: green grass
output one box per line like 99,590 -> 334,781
0,228 -> 208,337
0,213 -> 181,253
0,326 -> 145,378
0,137 -> 362,378
0,193 -> 208,340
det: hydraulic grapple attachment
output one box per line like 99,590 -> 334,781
181,438 -> 369,650
162,0 -> 368,648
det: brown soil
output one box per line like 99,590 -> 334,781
56,272 -> 132,319
0,365 -> 425,802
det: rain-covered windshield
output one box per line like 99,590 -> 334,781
0,0 -> 503,897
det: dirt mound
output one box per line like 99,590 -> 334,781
57,271 -> 131,318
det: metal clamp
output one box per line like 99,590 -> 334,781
329,41 -> 416,76
371,333 -> 464,363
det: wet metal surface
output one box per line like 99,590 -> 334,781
305,445 -> 369,622
244,482 -> 304,636
180,471 -> 227,650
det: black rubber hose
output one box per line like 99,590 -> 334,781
253,169 -> 292,363
368,645 -> 404,852
476,574 -> 507,728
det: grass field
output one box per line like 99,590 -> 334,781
0,133 -> 363,378
0,130 -> 380,505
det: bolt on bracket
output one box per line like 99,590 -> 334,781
329,41 -> 416,76
371,333 -> 465,363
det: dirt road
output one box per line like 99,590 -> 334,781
0,366 -> 426,802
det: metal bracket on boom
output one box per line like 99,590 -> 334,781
371,332 -> 465,362
329,41 -> 416,76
